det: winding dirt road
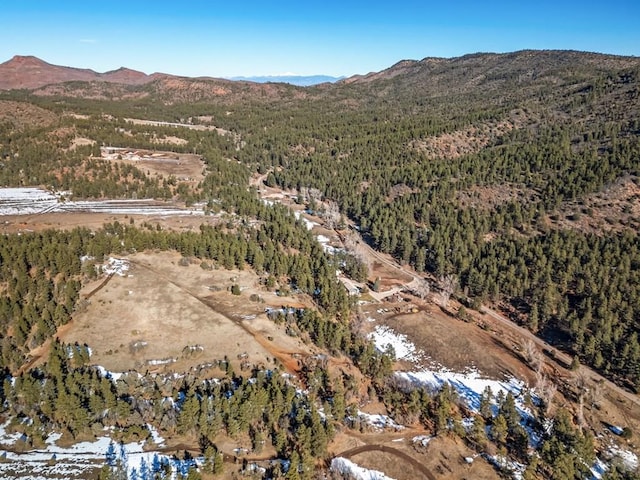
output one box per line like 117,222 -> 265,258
337,444 -> 436,480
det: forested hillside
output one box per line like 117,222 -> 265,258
3,48 -> 640,389
230,50 -> 640,390
1,49 -> 640,479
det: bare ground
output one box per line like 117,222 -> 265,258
100,150 -> 206,184
0,211 -> 220,235
362,300 -> 533,383
329,428 -> 498,480
60,251 -> 314,374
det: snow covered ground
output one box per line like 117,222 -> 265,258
0,187 -> 204,216
486,454 -> 526,480
330,457 -> 396,480
607,444 -> 639,470
368,325 -> 424,363
294,210 -> 317,230
102,257 -> 130,276
0,424 -> 171,480
356,411 -> 404,431
369,324 -> 640,479
292,210 -> 345,255
412,435 -> 433,447
0,415 -> 190,480
397,370 -> 529,416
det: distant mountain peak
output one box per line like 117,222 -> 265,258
7,55 -> 49,66
0,55 -> 153,90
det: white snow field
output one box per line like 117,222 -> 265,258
0,187 -> 204,216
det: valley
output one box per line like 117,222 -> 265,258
0,50 -> 639,480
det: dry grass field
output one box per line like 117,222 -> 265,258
101,150 -> 206,185
61,251 -> 314,374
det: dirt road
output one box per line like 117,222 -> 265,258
255,182 -> 640,413
337,444 -> 436,480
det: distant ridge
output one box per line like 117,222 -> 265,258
2,50 -> 639,97
0,55 -> 156,90
229,75 -> 344,86
0,55 -> 344,90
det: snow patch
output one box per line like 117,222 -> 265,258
486,454 -> 526,479
368,325 -> 423,362
102,257 -> 130,276
0,433 -> 164,480
331,457 -> 396,480
590,458 -> 608,480
0,188 -> 204,216
397,370 -> 526,411
412,435 -> 433,447
0,419 -> 28,446
146,424 -> 165,446
356,411 -> 404,431
146,358 -> 176,366
607,445 -> 639,470
294,211 -> 317,230
95,365 -> 123,382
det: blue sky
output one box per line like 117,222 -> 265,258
1,1 -> 639,77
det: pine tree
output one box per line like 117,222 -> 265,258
470,415 -> 487,448
285,451 -> 301,480
499,392 -> 520,431
491,414 -> 508,446
479,386 -> 494,420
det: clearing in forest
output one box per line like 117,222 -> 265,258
61,251 -> 314,374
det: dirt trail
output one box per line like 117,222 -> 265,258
257,182 -> 640,415
337,444 -> 436,480
481,304 -> 640,409
84,273 -> 115,299
14,321 -> 76,376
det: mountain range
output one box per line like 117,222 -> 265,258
0,55 -> 162,90
229,75 -> 344,86
0,55 -> 344,90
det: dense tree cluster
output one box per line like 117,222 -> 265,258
207,60 -> 640,388
0,207 -> 352,373
469,229 -> 640,388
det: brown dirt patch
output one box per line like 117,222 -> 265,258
151,135 -> 188,146
369,259 -> 413,290
69,136 -> 96,150
60,251 -> 314,373
99,148 -> 205,183
331,430 -> 498,480
411,436 -> 498,480
0,212 -> 221,235
362,301 -> 533,383
551,174 -> 640,234
457,184 -> 538,210
409,120 -> 515,160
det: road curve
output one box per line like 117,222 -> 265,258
337,444 -> 436,480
